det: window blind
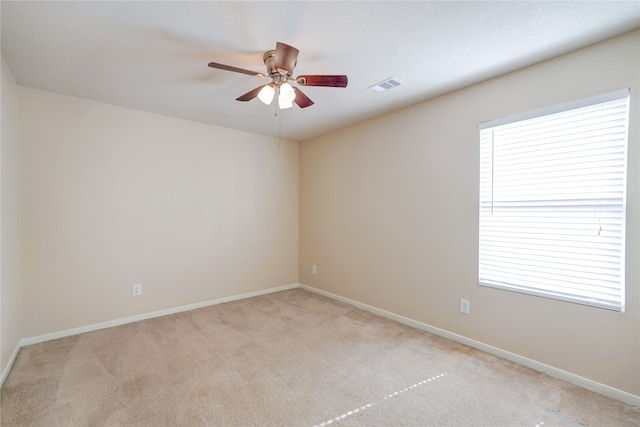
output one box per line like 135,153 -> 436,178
479,89 -> 629,311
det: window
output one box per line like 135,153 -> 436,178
479,89 -> 630,312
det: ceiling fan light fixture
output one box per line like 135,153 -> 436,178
279,82 -> 296,103
278,97 -> 294,109
258,84 -> 275,105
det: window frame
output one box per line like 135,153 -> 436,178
478,89 -> 630,312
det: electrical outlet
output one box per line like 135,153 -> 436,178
460,299 -> 470,314
132,284 -> 142,296
312,265 -> 317,274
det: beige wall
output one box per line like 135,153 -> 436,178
20,88 -> 298,337
299,30 -> 640,396
1,56 -> 22,379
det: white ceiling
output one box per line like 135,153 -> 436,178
2,1 -> 639,142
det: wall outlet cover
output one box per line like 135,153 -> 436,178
133,284 -> 142,296
460,299 -> 470,314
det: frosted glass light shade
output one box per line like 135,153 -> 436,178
257,85 -> 275,105
279,83 -> 296,103
278,97 -> 293,109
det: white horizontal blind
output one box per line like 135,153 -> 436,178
479,90 -> 629,311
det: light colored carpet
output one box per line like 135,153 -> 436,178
1,288 -> 639,426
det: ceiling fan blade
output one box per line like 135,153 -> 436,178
296,75 -> 348,88
236,86 -> 265,102
293,88 -> 314,108
208,62 -> 265,78
275,42 -> 299,75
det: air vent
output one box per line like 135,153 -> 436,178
368,77 -> 405,93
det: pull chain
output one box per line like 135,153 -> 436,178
276,102 -> 282,148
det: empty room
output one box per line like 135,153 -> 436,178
1,1 -> 639,426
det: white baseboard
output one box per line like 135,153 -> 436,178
298,283 -> 640,407
1,343 -> 21,387
20,284 -> 298,347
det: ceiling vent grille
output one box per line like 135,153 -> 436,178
368,77 -> 405,93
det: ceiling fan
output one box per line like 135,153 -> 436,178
208,42 -> 348,109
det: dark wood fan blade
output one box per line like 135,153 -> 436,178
296,75 -> 348,87
275,42 -> 299,75
236,86 -> 265,102
208,62 -> 264,78
293,88 -> 314,108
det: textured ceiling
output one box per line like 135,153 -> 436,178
2,1 -> 639,141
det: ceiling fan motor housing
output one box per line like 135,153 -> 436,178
263,50 -> 295,84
